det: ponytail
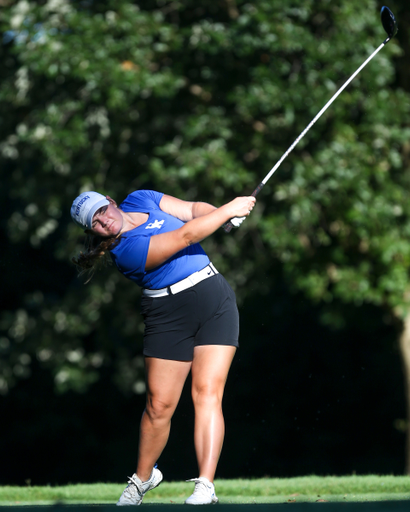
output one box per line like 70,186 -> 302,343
72,234 -> 121,283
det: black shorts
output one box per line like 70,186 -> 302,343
140,273 -> 239,361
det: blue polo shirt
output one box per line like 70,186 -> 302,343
110,190 -> 210,289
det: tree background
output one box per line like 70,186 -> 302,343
1,0 -> 410,485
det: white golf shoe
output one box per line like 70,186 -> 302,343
116,466 -> 163,506
185,477 -> 219,505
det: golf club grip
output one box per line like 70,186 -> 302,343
223,221 -> 234,233
252,182 -> 265,197
224,182 -> 264,233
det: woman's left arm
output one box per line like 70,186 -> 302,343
159,194 -> 216,221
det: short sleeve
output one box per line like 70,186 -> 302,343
120,190 -> 164,212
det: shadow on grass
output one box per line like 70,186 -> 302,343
2,502 -> 410,511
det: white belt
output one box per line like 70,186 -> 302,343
143,263 -> 219,298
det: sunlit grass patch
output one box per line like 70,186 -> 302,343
1,475 -> 410,505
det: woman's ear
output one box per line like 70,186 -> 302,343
106,196 -> 117,207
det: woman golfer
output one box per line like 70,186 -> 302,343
71,189 -> 255,505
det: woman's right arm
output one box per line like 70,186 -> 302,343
145,196 -> 256,270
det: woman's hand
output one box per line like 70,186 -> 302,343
224,196 -> 256,219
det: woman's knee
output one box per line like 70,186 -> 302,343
191,382 -> 223,408
145,396 -> 176,422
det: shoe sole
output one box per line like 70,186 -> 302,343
185,498 -> 218,505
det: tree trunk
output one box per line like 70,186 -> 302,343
399,312 -> 410,474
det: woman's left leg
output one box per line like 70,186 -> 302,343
190,344 -> 236,482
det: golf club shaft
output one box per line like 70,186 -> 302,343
224,37 -> 390,233
257,39 -> 389,189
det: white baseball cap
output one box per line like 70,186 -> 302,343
71,191 -> 110,230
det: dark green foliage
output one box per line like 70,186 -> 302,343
1,0 -> 410,482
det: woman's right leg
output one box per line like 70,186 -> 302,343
136,356 -> 192,481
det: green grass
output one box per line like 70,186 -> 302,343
2,475 -> 410,506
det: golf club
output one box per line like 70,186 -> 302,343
224,6 -> 398,233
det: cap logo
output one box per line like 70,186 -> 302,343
75,195 -> 90,216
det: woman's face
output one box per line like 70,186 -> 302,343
90,202 -> 123,237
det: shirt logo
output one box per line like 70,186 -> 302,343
145,219 -> 164,230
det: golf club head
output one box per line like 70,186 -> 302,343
381,6 -> 398,39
